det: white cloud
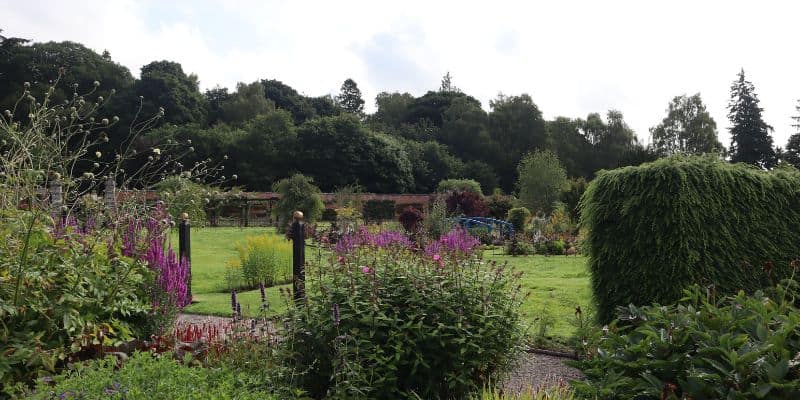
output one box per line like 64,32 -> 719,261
4,0 -> 799,146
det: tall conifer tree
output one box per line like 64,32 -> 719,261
728,69 -> 776,168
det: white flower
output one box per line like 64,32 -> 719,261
232,174 -> 238,180
153,148 -> 161,155
93,163 -> 99,168
95,151 -> 102,158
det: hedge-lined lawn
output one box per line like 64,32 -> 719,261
484,252 -> 592,340
176,228 -> 592,339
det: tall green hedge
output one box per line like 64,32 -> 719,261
580,156 -> 800,323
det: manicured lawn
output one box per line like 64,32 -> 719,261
177,227 -> 593,340
482,250 -> 592,340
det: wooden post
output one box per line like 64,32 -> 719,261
104,177 -> 116,211
179,213 -> 192,300
290,210 -> 305,302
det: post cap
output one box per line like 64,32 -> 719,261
181,212 -> 189,221
292,210 -> 304,221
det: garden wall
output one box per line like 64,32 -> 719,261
580,156 -> 800,323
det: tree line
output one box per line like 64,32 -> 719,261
2,34 -> 798,195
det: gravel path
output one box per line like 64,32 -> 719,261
502,351 -> 584,393
177,314 -> 585,392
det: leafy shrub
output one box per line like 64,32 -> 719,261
560,177 -> 587,221
506,207 -> 531,233
516,150 -> 568,214
487,192 -> 514,220
467,225 -> 493,245
572,278 -> 800,399
398,206 -> 424,233
543,204 -> 575,237
235,234 -> 292,288
21,351 -> 276,399
0,211 -> 151,391
154,176 -> 210,227
272,174 -> 324,232
547,239 -> 566,255
505,239 -> 535,256
580,156 -> 800,323
423,197 -> 454,240
445,190 -> 489,217
362,199 -> 396,221
280,246 -> 525,399
321,208 -> 338,221
436,178 -> 483,195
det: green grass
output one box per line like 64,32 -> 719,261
169,227 -> 294,317
177,228 -> 593,341
482,250 -> 592,341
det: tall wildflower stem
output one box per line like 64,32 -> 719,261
12,211 -> 38,306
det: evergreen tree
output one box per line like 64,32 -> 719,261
728,69 -> 776,168
336,78 -> 365,117
439,72 -> 459,93
784,100 -> 800,168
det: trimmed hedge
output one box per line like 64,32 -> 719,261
363,199 -> 396,221
580,156 -> 800,323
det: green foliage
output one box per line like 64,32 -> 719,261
217,81 -> 274,125
486,192 -> 514,220
0,211 -> 151,392
423,197 -> 454,240
506,207 -> 531,233
135,60 -> 207,125
436,178 -> 483,195
21,351 -> 277,399
280,247 -> 525,399
728,69 -> 776,169
321,208 -> 338,222
580,156 -> 800,323
234,234 -> 292,288
362,200 -> 396,221
559,178 -> 587,222
336,78 -> 365,117
271,174 -> 324,230
650,93 -> 724,157
297,115 -> 414,192
261,79 -> 317,124
516,150 -> 568,214
572,280 -> 800,399
154,176 -> 210,226
489,94 -> 550,190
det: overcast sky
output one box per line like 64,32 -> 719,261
4,0 -> 800,146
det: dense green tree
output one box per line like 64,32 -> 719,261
135,60 -> 207,125
548,117 -> 594,178
234,110 -> 298,190
296,114 -> 413,192
308,95 -> 341,117
0,40 -> 135,114
261,79 -> 317,123
404,91 -> 481,127
404,140 -> 464,193
650,94 -> 724,156
516,150 -> 568,214
489,94 -> 550,191
372,92 -> 414,127
336,78 -> 365,117
461,160 -> 499,194
728,69 -> 776,168
204,86 -> 231,126
435,179 -> 483,195
218,81 -> 274,125
439,97 -> 498,163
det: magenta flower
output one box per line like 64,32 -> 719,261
361,266 -> 371,274
433,254 -> 441,261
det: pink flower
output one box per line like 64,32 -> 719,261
433,254 -> 441,261
338,256 -> 345,264
361,266 -> 371,274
